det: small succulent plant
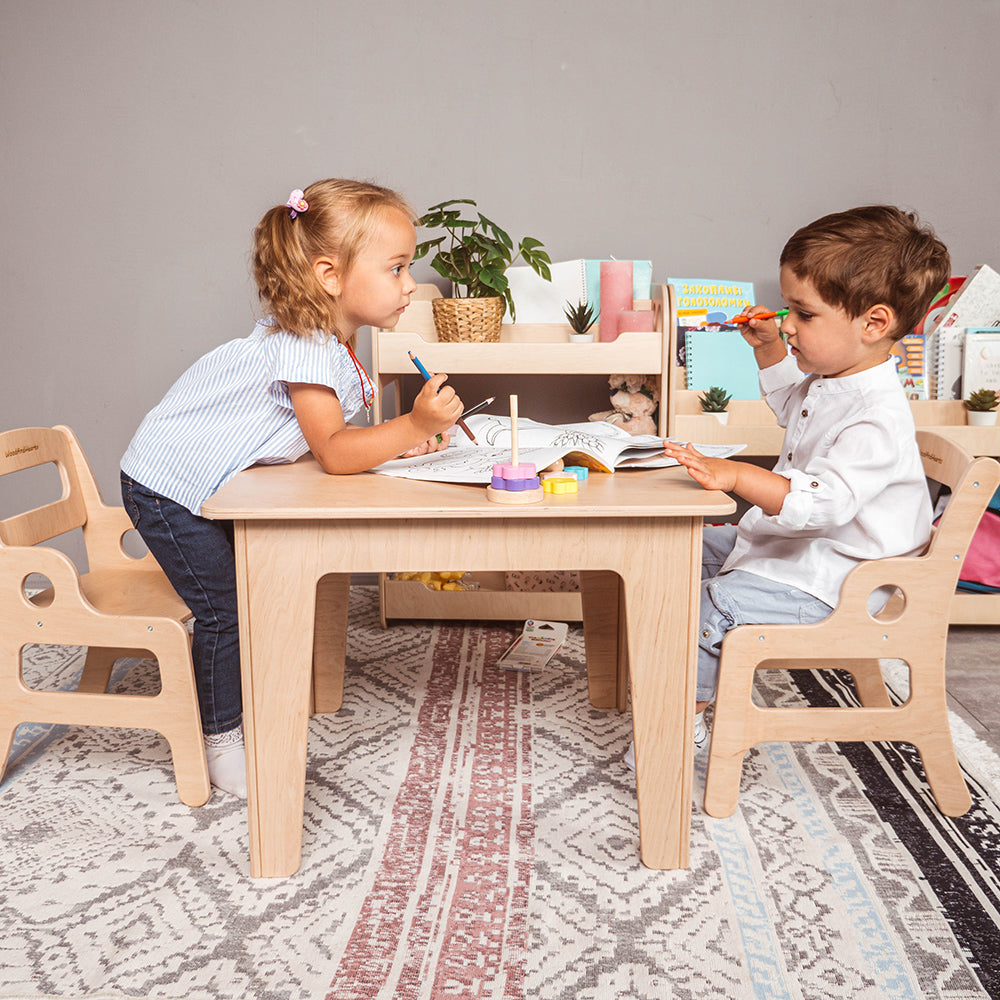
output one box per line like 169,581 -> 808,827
564,299 -> 599,335
964,388 -> 999,412
698,386 -> 732,412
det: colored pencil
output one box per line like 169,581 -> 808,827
408,351 -> 478,445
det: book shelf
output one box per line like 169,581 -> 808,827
663,284 -> 1000,625
369,283 -> 671,626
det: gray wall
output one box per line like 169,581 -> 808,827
3,0 -> 999,561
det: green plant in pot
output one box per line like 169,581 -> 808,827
698,386 -> 732,424
564,299 -> 599,342
414,199 -> 551,342
964,387 -> 999,426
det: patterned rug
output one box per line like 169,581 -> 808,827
2,586 -> 1000,1000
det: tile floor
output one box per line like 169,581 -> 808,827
947,625 -> 1000,755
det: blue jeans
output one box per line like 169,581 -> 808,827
121,472 -> 242,735
696,524 -> 834,703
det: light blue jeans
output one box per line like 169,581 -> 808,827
696,525 -> 834,703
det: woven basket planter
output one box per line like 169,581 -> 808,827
431,297 -> 504,343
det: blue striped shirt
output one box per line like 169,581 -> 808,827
121,321 -> 373,514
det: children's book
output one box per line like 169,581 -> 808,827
505,259 -> 588,324
371,415 -> 745,484
932,265 -> 1000,333
890,333 -> 928,399
667,278 -> 755,366
684,328 -> 761,399
505,259 -> 654,325
962,329 -> 1000,395
929,326 -> 967,400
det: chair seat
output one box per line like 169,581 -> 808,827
30,567 -> 191,622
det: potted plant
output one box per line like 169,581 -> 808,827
698,386 -> 732,424
414,199 -> 551,342
564,299 -> 599,343
964,387 -> 1000,426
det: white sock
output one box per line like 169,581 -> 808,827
624,711 -> 709,771
204,727 -> 247,799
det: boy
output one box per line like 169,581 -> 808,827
654,205 -> 951,756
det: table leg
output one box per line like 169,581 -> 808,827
617,518 -> 702,870
234,522 -> 321,878
311,573 -> 351,715
579,570 -> 627,712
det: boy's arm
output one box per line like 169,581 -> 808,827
661,441 -> 790,516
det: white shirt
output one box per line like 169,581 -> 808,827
722,355 -> 932,606
121,321 -> 373,514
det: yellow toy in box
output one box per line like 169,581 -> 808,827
394,571 -> 468,591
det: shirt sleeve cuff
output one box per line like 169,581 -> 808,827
776,469 -> 824,529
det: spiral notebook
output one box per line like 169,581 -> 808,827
684,329 -> 761,399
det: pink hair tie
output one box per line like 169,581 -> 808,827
286,189 -> 308,219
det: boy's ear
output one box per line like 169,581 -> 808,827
313,256 -> 342,297
862,304 -> 895,342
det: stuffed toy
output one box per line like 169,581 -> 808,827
588,374 -> 660,436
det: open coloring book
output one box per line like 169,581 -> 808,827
371,415 -> 746,484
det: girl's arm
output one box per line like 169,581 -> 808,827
288,373 -> 464,474
661,441 -> 790,516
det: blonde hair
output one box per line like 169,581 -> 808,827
780,205 -> 951,341
252,178 -> 415,340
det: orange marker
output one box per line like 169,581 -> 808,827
731,308 -> 789,324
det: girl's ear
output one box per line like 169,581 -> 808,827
313,256 -> 342,297
862,304 -> 895,342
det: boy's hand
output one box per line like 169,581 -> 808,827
411,372 -> 464,440
734,305 -> 781,349
662,440 -> 738,492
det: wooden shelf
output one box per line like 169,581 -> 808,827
663,284 -> 1000,626
371,283 -> 670,625
380,574 -> 582,623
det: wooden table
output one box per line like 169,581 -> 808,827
202,459 -> 735,878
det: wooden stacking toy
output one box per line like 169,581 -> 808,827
486,395 -> 545,504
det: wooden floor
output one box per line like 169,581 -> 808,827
947,625 -> 1000,755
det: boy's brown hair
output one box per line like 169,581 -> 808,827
252,178 -> 415,340
779,205 -> 951,340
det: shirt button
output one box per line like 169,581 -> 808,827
701,629 -> 711,638
787,453 -> 792,461
811,481 -> 820,488
801,409 -> 808,417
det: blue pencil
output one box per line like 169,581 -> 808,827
408,351 -> 477,445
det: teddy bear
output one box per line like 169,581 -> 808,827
588,374 -> 660,436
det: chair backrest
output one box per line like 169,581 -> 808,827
0,426 -> 91,549
915,430 -> 1000,593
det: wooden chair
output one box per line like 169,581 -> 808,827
0,425 -> 210,806
704,431 -> 1000,819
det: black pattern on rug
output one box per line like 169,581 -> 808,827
789,667 -> 1000,998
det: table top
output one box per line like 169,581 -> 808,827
201,456 -> 737,522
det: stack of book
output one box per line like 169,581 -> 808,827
924,264 -> 1000,400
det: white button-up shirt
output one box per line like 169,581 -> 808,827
722,355 -> 932,606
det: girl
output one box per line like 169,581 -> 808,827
121,179 -> 462,798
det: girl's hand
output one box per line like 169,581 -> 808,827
411,372 -> 464,440
662,440 -> 738,492
734,305 -> 781,349
399,432 -> 452,458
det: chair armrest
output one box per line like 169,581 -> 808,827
82,502 -> 159,574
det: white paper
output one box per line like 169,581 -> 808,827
372,415 -> 746,483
